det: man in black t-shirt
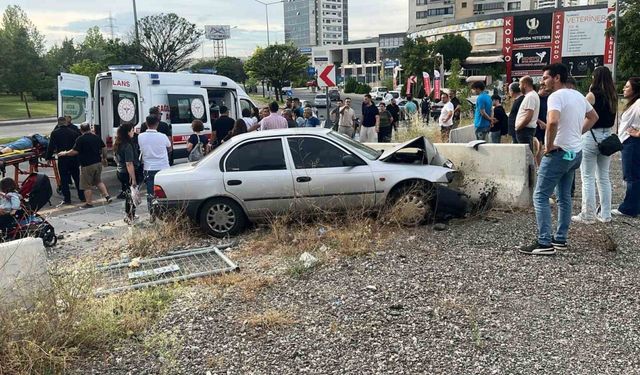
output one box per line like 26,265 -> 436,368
507,82 -> 524,144
47,117 -> 84,206
450,91 -> 461,128
58,124 -> 111,208
210,106 -> 235,150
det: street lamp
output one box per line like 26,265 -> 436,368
252,0 -> 283,46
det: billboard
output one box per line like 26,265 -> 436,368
205,25 -> 231,40
503,7 -> 612,81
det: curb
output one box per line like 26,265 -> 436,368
0,117 -> 56,127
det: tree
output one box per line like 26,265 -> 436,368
45,38 -> 78,73
433,34 -> 472,70
447,58 -> 463,92
0,5 -> 46,117
70,59 -> 104,82
245,44 -> 308,101
137,13 -> 203,72
191,57 -> 247,83
400,36 -> 436,97
615,0 -> 640,82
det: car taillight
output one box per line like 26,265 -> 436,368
153,185 -> 167,199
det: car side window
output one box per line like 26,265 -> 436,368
288,137 -> 349,169
226,139 -> 286,172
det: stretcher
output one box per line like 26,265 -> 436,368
0,146 -> 61,187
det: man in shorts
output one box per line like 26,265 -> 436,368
58,123 -> 111,208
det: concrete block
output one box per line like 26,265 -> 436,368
366,141 -> 535,208
0,237 -> 50,304
449,125 -> 488,143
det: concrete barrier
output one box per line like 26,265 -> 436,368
366,141 -> 536,208
449,125 -> 487,143
0,238 -> 49,304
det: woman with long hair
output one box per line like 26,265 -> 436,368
572,66 -> 617,224
224,119 -> 247,142
113,123 -> 143,223
614,77 -> 640,217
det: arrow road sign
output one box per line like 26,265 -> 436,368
317,64 -> 336,88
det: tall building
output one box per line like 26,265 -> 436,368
284,0 -> 349,48
409,0 -> 534,32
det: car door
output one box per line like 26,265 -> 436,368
286,136 -> 376,212
223,138 -> 296,218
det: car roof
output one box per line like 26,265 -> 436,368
228,127 -> 332,143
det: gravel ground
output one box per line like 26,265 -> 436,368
69,155 -> 640,374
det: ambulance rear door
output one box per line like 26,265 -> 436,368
57,73 -> 93,125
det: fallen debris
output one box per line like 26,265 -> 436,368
299,252 -> 318,268
95,246 -> 239,296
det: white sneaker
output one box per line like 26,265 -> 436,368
597,216 -> 612,223
612,209 -> 625,217
571,214 -> 596,224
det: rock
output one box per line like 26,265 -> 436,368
299,252 -> 318,268
434,223 -> 447,231
365,285 -> 377,291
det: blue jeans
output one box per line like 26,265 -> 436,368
475,128 -> 489,141
1,136 -> 33,151
144,170 -> 160,211
533,150 -> 582,245
578,129 -> 612,220
490,131 -> 502,143
619,137 -> 640,217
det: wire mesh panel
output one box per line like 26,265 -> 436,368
95,247 -> 238,296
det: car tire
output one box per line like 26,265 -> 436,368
199,198 -> 247,237
385,182 -> 434,226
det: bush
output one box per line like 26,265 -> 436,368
344,77 -> 358,93
354,82 -> 371,94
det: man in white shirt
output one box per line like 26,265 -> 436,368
338,97 -> 357,138
138,115 -> 171,214
438,93 -> 454,142
520,63 -> 599,256
515,76 -> 540,151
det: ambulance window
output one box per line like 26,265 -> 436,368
112,91 -> 139,127
240,99 -> 255,115
168,94 -> 207,124
61,95 -> 87,124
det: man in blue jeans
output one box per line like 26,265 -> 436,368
137,115 -> 171,219
471,81 -> 493,140
520,63 -> 599,255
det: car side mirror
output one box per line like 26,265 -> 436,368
342,155 -> 361,167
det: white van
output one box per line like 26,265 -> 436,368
57,68 -> 257,159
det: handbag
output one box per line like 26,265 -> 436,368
590,113 -> 623,156
188,135 -> 204,162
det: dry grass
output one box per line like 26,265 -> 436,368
395,114 -> 443,144
243,309 -> 297,330
203,272 -> 275,302
121,213 -> 199,258
0,268 -> 174,375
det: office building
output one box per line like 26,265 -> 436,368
409,0 -> 534,32
536,0 -> 578,9
284,0 -> 349,48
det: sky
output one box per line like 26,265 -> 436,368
2,0 -> 408,58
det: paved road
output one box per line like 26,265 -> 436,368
0,119 -> 58,138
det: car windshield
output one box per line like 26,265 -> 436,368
316,95 -> 326,99
327,131 -> 382,160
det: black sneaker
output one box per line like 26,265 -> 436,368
551,237 -> 567,250
519,242 -> 556,256
117,191 -> 127,200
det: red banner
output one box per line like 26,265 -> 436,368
433,70 -> 441,100
551,11 -> 564,64
406,75 -> 416,95
422,72 -> 431,97
604,7 -> 615,66
503,16 -> 514,82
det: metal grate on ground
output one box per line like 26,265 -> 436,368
95,247 -> 239,296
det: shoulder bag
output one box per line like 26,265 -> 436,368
590,112 -> 623,156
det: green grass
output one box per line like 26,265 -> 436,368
0,137 -> 20,144
0,95 -> 56,121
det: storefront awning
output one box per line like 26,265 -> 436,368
464,55 -> 504,65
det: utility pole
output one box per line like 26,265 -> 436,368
253,0 -> 283,46
613,0 -> 620,84
132,0 -> 140,44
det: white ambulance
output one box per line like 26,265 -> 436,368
57,66 -> 258,159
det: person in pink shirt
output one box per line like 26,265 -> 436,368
249,102 -> 288,131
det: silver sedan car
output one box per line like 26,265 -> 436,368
153,128 -> 456,237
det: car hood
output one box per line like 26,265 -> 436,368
377,136 -> 451,167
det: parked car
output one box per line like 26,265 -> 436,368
306,79 -> 317,87
370,86 -> 388,100
152,129 -> 456,237
314,93 -> 328,107
328,89 -> 341,101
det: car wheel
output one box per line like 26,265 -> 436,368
386,182 -> 433,226
199,198 -> 247,237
